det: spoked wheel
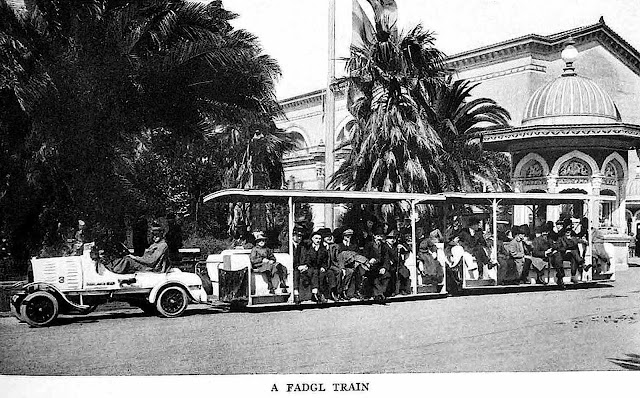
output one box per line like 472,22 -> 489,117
20,291 -> 59,327
155,286 -> 188,318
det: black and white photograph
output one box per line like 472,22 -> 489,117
1,0 -> 639,396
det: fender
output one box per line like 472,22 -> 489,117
147,281 -> 201,304
19,282 -> 93,312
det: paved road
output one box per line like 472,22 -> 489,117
1,269 -> 639,375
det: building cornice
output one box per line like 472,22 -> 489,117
446,20 -> 640,77
277,20 -> 640,112
484,123 -> 640,151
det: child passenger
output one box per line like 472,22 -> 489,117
249,232 -> 289,294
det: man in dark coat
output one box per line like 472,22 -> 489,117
504,226 -> 533,284
531,224 -> 563,287
557,225 -> 584,282
292,228 -> 308,304
320,228 -> 341,301
300,230 -> 328,303
336,228 -> 359,299
383,230 -> 411,296
458,217 -> 491,279
362,227 -> 391,303
417,238 -> 444,286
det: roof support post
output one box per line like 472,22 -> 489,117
288,196 -> 295,303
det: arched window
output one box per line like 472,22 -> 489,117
599,189 -> 617,227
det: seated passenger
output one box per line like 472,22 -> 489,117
417,239 -> 444,286
495,230 -> 514,285
504,226 -> 533,284
106,225 -> 169,274
384,230 -> 411,296
336,228 -> 359,300
557,225 -> 585,282
292,228 -> 308,305
320,228 -> 342,301
249,232 -> 289,294
363,227 -> 391,303
299,230 -> 328,303
458,217 -> 491,279
358,215 -> 377,249
444,233 -> 465,293
531,225 -> 562,286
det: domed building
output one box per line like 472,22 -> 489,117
482,36 -> 639,268
276,19 -> 640,265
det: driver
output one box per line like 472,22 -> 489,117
106,225 -> 169,274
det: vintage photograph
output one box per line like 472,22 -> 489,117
1,0 -> 639,394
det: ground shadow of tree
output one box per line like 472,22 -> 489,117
608,353 -> 640,370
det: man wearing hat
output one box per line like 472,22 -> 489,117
336,228 -> 359,299
384,230 -> 411,296
557,225 -> 584,283
292,227 -> 308,304
107,224 -> 169,274
249,232 -> 289,294
299,229 -> 328,303
504,226 -> 533,284
531,224 -> 561,286
459,217 -> 491,280
417,238 -> 444,286
362,227 -> 391,302
320,228 -> 342,301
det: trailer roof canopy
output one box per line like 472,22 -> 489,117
204,189 -> 614,205
204,189 -> 445,204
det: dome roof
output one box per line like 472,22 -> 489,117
522,74 -> 621,126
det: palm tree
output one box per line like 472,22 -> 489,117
0,0 -> 291,259
430,77 -> 511,192
331,25 -> 446,196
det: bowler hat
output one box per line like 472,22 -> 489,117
255,232 -> 267,241
317,228 -> 332,238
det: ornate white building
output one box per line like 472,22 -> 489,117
276,19 -> 640,243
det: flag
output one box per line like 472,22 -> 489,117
351,0 -> 375,51
367,0 -> 398,42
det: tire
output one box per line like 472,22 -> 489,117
20,291 -> 59,327
155,286 -> 189,318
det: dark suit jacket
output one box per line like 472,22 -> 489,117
458,228 -> 487,252
301,244 -> 328,270
363,241 -> 389,272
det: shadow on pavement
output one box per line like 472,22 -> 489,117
50,305 -> 230,326
457,282 -> 615,297
608,353 -> 640,370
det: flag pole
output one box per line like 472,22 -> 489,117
324,0 -> 336,229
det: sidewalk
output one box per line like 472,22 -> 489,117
629,256 -> 640,267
